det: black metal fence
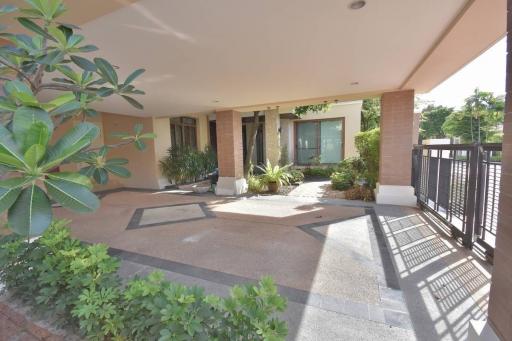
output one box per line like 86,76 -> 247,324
412,143 -> 502,259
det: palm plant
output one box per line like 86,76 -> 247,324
256,160 -> 292,192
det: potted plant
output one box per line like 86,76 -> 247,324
257,160 -> 292,193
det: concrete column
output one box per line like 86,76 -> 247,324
264,109 -> 281,165
215,110 -> 247,195
375,89 -> 417,206
481,2 -> 512,340
196,114 -> 210,151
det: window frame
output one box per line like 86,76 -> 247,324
170,117 -> 198,149
294,117 -> 345,166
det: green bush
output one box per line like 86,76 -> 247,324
0,221 -> 288,340
330,171 -> 354,191
160,145 -> 217,185
302,167 -> 336,178
354,128 -> 380,187
248,174 -> 266,193
289,169 -> 305,184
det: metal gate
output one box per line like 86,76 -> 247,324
412,143 -> 502,260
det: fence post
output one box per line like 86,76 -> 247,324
463,144 -> 481,248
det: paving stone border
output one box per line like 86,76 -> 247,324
126,202 -> 216,229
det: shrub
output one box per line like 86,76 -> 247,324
160,146 -> 217,184
257,160 -> 292,188
330,171 -> 353,191
0,221 -> 288,340
289,169 -> 305,184
344,185 -> 375,201
355,128 -> 380,187
248,174 -> 266,193
302,167 -> 336,178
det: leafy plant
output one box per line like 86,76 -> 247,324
0,221 -> 288,340
354,128 -> 380,188
288,169 -> 304,185
302,166 -> 335,178
159,145 -> 217,185
294,103 -> 330,117
256,160 -> 292,188
0,0 -> 153,236
330,171 -> 353,191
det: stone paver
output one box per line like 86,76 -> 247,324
52,189 -> 491,340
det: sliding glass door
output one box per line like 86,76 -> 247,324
295,119 -> 343,165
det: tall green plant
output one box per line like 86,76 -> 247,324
256,160 -> 292,187
0,1 -> 153,236
159,145 -> 217,185
354,128 -> 380,187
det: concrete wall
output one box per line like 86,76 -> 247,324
280,101 -> 362,163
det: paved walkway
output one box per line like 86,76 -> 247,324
51,189 -> 491,340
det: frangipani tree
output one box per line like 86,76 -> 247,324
0,0 -> 153,237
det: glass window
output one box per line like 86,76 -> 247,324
295,119 -> 343,164
170,117 -> 197,148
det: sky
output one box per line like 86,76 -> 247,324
417,37 -> 506,110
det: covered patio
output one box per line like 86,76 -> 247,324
55,189 -> 491,340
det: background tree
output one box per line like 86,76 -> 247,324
0,1 -> 153,237
360,98 -> 380,131
442,89 -> 504,143
419,105 -> 453,140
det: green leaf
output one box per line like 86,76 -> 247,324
0,124 -> 27,168
70,55 -> 97,72
0,176 -> 34,189
43,122 -> 99,170
36,49 -> 65,65
124,68 -> 145,85
122,95 -> 143,110
8,184 -> 52,237
46,92 -> 75,108
47,172 -> 92,189
24,144 -> 46,168
4,80 -> 33,98
93,168 -> 108,184
105,165 -> 130,178
134,140 -> 146,151
0,5 -> 17,15
94,57 -> 118,85
105,158 -> 128,166
13,107 -> 54,152
50,101 -> 81,116
23,122 -> 51,151
0,186 -> 22,214
134,123 -> 143,135
139,132 -> 157,139
79,165 -> 95,177
45,178 -> 99,213
48,25 -> 67,45
77,44 -> 98,53
17,18 -> 56,42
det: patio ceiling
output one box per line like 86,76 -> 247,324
1,0 -> 506,116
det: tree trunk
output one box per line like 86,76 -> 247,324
244,111 -> 260,177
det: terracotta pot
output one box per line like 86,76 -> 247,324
268,181 -> 279,193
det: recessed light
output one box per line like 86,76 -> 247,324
349,1 -> 366,10
212,100 -> 220,103
350,81 -> 359,86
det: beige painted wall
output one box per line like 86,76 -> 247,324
195,114 -> 210,151
282,101 -> 362,163
153,117 -> 172,188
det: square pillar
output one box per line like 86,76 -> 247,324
481,2 -> 512,340
264,109 -> 281,165
215,110 -> 247,195
375,89 -> 417,206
